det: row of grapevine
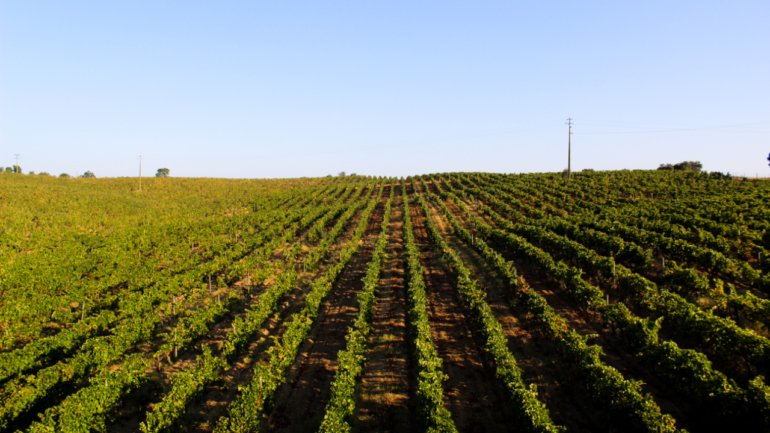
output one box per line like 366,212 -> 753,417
460,173 -> 770,334
4,184 -> 370,432
319,187 -> 394,432
430,179 -> 770,430
0,182 -> 343,379
487,172 -> 769,286
422,186 -> 680,433
138,185 -> 378,432
401,186 -> 459,433
413,188 -> 561,433
448,174 -> 770,382
0,181 -> 340,351
212,186 -> 383,433
2,171 -> 768,432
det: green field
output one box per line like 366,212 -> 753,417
1,171 -> 770,433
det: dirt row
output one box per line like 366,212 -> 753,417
354,190 -> 416,433
427,180 -> 713,432
408,191 -> 514,433
110,187 -> 380,433
265,191 -> 388,432
7,194 -> 351,433
186,188 -> 385,433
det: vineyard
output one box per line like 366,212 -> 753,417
1,170 -> 770,433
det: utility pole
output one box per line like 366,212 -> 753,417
14,154 -> 20,173
138,154 -> 143,192
566,118 -> 573,178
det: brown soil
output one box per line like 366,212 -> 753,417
179,305 -> 293,432
178,199 -> 375,433
265,196 -> 386,433
110,195 -> 370,433
408,195 -> 513,433
106,195 -> 365,433
440,191 -> 706,432
109,266 -> 312,433
428,197 -> 604,432
354,189 -> 417,433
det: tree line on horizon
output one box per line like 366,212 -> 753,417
1,167 -> 171,178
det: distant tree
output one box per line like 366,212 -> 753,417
4,167 -> 11,173
59,173 -> 71,178
767,153 -> 769,167
708,171 -> 731,180
81,171 -> 96,178
155,168 -> 170,177
338,171 -> 346,177
38,172 -> 50,176
658,161 -> 702,171
12,165 -> 21,174
673,161 -> 702,171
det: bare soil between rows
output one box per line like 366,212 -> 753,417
354,190 -> 417,433
437,185 -> 709,432
265,195 -> 386,433
177,194 -> 374,432
409,195 -> 513,433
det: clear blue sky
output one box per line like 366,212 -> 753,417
2,1 -> 769,178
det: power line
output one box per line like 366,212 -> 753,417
575,121 -> 770,136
